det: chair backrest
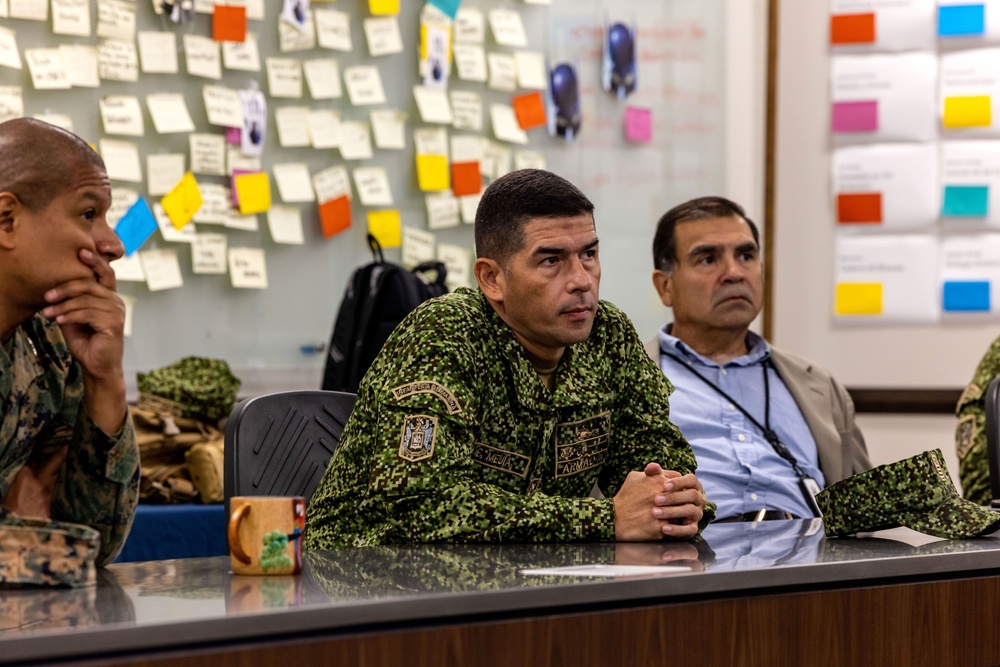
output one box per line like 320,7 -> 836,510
223,390 -> 356,513
985,377 -> 1000,508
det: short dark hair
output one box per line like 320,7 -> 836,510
652,196 -> 760,272
0,118 -> 106,213
474,169 -> 595,268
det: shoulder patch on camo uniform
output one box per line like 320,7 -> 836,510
391,381 -> 462,414
958,383 -> 982,409
957,413 -> 977,458
554,412 -> 611,478
471,442 -> 531,478
398,414 -> 438,462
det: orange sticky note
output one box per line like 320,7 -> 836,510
943,95 -> 992,128
234,172 -> 271,214
835,283 -> 883,316
161,172 -> 203,230
451,162 -> 481,197
830,13 -> 875,45
213,5 -> 247,43
513,92 -> 546,130
836,193 -> 882,224
367,209 -> 402,248
319,196 -> 351,238
416,154 -> 450,191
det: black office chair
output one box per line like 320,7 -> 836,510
223,390 -> 356,513
986,377 -> 1000,510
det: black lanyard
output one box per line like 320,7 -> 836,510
661,349 -> 809,480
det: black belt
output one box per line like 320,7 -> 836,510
715,510 -> 796,523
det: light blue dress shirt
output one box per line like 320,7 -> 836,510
658,326 -> 825,520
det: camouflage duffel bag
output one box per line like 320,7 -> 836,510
137,356 -> 241,425
0,510 -> 99,587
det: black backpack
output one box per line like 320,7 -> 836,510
321,234 -> 448,393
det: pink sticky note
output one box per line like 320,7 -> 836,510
230,168 -> 253,206
625,107 -> 652,143
831,100 -> 878,132
226,127 -> 241,144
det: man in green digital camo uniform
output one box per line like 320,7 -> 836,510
955,334 -> 1000,506
306,169 -> 714,549
0,118 -> 139,566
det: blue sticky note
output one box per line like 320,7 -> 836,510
938,4 -> 986,37
942,185 -> 989,216
114,197 -> 157,256
943,280 -> 991,312
428,0 -> 460,19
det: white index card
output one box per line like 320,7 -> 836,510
100,139 -> 142,182
0,28 -> 21,70
364,16 -> 403,56
514,50 -> 546,90
140,248 -> 184,291
353,167 -> 393,206
371,109 -> 407,149
487,52 -> 516,91
99,95 -> 144,135
414,85 -> 453,124
426,193 -> 460,230
147,154 -> 186,197
454,7 -> 485,43
312,165 -> 350,203
450,90 -> 483,131
111,253 -> 145,282
338,121 -> 373,160
52,0 -> 90,37
193,234 -> 228,274
279,9 -> 316,52
303,59 -> 341,99
437,242 -> 472,288
272,163 -> 316,202
229,248 -> 268,289
137,31 -> 178,74
267,205 -> 305,244
189,133 -> 227,176
401,226 -> 436,269
266,57 -> 303,98
0,86 -> 22,122
453,43 -> 487,82
147,94 -> 195,134
490,104 -> 529,144
344,65 -> 387,105
315,8 -> 352,51
203,85 -> 244,128
830,0 -> 936,53
184,35 -> 222,80
489,9 -> 528,47
306,109 -> 341,149
60,45 -> 98,87
25,49 -> 70,89
97,0 -> 136,41
274,106 -> 312,147
223,33 -> 261,72
940,48 -> 1000,137
10,0 -> 46,21
99,38 -> 137,81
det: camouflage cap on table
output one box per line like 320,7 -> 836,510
137,356 -> 241,423
817,449 -> 1000,539
0,510 -> 100,587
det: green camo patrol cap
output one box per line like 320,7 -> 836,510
0,511 -> 100,587
137,356 -> 241,423
817,449 -> 1000,539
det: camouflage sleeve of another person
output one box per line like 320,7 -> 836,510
599,308 -> 716,531
955,335 -> 1000,506
49,362 -> 140,566
365,321 -> 618,543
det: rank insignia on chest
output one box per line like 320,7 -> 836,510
398,414 -> 438,462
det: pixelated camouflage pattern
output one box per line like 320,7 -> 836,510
954,335 -> 1000,505
817,449 -> 1000,539
305,288 -> 714,550
0,509 -> 99,587
0,314 -> 140,566
137,356 -> 241,423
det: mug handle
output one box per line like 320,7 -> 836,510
228,504 -> 252,564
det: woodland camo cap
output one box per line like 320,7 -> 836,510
817,449 -> 1000,540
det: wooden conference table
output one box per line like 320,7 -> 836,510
3,520 -> 1000,667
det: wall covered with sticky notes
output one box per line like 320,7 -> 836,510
829,0 -> 1000,324
0,0 -> 729,381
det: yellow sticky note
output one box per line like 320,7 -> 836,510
370,0 -> 400,15
234,172 -> 271,215
943,95 -> 992,128
835,283 -> 883,315
416,154 -> 450,191
367,210 -> 402,248
161,172 -> 203,230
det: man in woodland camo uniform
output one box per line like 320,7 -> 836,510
306,169 -> 713,549
955,335 -> 1000,505
0,119 -> 139,566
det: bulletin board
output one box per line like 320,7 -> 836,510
0,0 -> 728,391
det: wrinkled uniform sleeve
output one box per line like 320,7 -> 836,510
955,335 -> 1000,506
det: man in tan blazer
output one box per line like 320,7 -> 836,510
647,196 -> 870,522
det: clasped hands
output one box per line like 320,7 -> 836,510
613,463 -> 707,541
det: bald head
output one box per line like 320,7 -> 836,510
0,118 -> 106,213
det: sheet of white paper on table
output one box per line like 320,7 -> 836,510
0,28 -> 20,70
426,193 -> 460,230
203,85 -> 244,128
137,31 -> 177,74
99,38 -> 137,82
371,109 -> 407,149
10,0 -> 46,21
303,58 -> 341,99
414,85 -> 453,124
828,0 -> 934,53
147,94 -> 195,134
193,183 -> 231,224
307,109 -> 341,149
154,202 -> 197,242
520,565 -> 689,578
315,8 -> 352,52
514,150 -> 546,171
450,90 -> 483,131
223,33 -> 261,72
313,165 -> 351,203
99,95 -> 143,135
514,50 -> 546,90
229,248 -> 268,289
454,7 -> 485,43
437,242 -> 472,288
353,167 -> 394,206
450,134 -> 484,163
267,57 -> 303,98
414,126 -> 449,157
100,138 -> 142,182
112,252 -> 145,282
183,35 -> 221,80
61,45 -> 98,87
25,49 -> 70,89
344,65 -> 386,105
192,233 -> 228,274
52,0 -> 90,37
189,134 -> 227,176
401,226 -> 436,268
834,234 -> 939,322
267,205 -> 305,244
97,0 -> 136,41
453,43 -> 487,82
278,10 -> 316,53
0,87 -> 23,122
274,106 -> 312,147
487,52 -> 516,91
339,121 -> 374,160
490,104 -> 528,144
364,16 -> 403,56
460,193 -> 481,224
488,8 -> 528,47
272,163 -> 316,202
831,143 -> 939,230
830,53 -> 936,144
940,48 -> 1000,137
140,248 -> 184,291
107,188 -> 138,228
941,141 -> 1000,227
940,233 -> 1000,313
